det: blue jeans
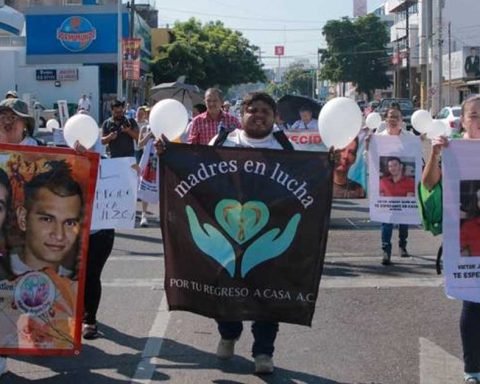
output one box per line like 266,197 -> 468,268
461,301 -> 480,373
217,320 -> 279,357
381,223 -> 408,255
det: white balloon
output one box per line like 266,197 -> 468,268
365,112 -> 382,130
63,114 -> 99,149
411,109 -> 432,134
318,97 -> 362,149
46,119 -> 59,132
426,119 -> 449,139
149,99 -> 189,140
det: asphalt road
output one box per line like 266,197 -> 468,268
1,197 -> 464,384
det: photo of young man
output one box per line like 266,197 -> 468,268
0,160 -> 85,350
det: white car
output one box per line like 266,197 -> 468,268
436,106 -> 461,133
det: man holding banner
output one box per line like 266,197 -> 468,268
157,92 -> 333,375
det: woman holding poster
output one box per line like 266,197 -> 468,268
421,95 -> 480,384
375,104 -> 415,266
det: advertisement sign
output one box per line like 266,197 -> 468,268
56,16 -> 97,52
26,9 -> 129,64
57,69 -> 79,81
36,69 -> 57,81
0,144 -> 99,355
122,38 -> 141,81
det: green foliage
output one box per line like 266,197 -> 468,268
320,14 -> 391,96
265,63 -> 316,99
150,18 -> 266,89
283,63 -> 316,97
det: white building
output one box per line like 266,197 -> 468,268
385,0 -> 480,108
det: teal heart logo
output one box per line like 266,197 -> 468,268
215,200 -> 269,244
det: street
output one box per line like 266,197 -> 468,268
0,197 -> 462,384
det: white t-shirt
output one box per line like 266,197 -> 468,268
209,129 -> 284,150
78,97 -> 91,111
291,119 -> 318,130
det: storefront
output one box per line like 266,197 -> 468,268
25,4 -> 151,121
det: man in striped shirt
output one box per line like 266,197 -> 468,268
188,88 -> 240,145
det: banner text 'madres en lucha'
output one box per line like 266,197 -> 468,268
173,160 -> 314,209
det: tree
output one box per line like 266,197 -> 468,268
150,19 -> 266,89
283,63 -> 316,97
265,63 -> 315,99
320,14 -> 391,97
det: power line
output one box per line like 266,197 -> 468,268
155,6 -> 330,24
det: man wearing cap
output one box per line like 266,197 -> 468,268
0,98 -> 37,144
5,91 -> 17,100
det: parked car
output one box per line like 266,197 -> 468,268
375,98 -> 417,131
436,106 -> 461,133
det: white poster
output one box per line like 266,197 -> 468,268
57,99 -> 69,128
443,140 -> 480,303
368,134 -> 422,224
91,157 -> 138,230
137,140 -> 159,204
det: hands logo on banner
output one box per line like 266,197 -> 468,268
186,200 -> 301,278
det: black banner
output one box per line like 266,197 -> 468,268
160,143 -> 333,326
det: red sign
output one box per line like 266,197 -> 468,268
122,38 -> 141,81
274,45 -> 284,56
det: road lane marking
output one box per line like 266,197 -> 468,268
130,294 -> 169,384
103,276 -> 443,289
108,252 -> 438,261
419,337 -> 462,384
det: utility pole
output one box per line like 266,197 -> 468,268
431,0 -> 443,115
448,21 -> 452,105
406,1 -> 411,99
420,0 -> 432,110
116,0 -> 123,101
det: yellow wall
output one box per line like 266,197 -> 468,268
151,28 -> 172,55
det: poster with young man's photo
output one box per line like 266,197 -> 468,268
284,130 -> 368,198
443,140 -> 480,303
0,144 -> 98,356
368,134 -> 422,224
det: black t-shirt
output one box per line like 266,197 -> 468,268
102,116 -> 139,158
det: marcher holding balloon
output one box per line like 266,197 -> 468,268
421,94 -> 480,384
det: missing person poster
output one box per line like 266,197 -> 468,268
443,140 -> 480,303
0,144 -> 99,356
284,130 -> 367,198
160,143 -> 333,326
368,134 -> 422,224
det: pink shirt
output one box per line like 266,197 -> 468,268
188,111 -> 240,145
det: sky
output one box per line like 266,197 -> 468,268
154,0 -> 386,68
